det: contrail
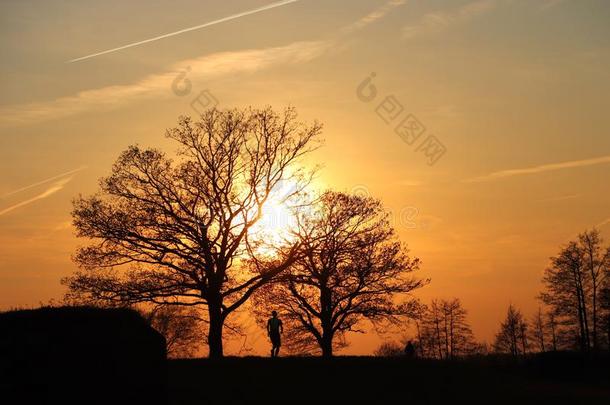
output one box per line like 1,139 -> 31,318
597,217 -> 610,228
1,166 -> 87,198
0,177 -> 74,217
462,155 -> 610,183
68,0 -> 301,63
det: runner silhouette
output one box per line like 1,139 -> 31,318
267,311 -> 283,357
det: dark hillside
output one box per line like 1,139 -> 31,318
0,306 -> 167,405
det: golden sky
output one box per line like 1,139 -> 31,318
1,0 -> 609,355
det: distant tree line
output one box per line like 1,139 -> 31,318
413,298 -> 481,359
376,229 -> 609,359
539,229 -> 609,352
493,229 -> 609,356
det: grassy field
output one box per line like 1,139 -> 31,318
167,354 -> 610,405
4,308 -> 609,404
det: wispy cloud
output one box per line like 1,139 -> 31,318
536,194 -> 579,203
0,177 -> 74,217
68,0 -> 302,63
342,0 -> 407,34
0,41 -> 329,127
402,0 -> 496,40
1,166 -> 87,199
597,218 -> 610,228
463,155 -> 610,183
53,220 -> 73,231
1,0 -> 408,128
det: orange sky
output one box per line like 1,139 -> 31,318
1,0 -> 609,355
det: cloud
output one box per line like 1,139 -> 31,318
0,0 -> 405,128
0,41 -> 330,127
0,176 -> 74,217
597,218 -> 610,228
402,0 -> 496,40
1,166 -> 87,199
68,0 -> 302,63
342,0 -> 407,34
463,155 -> 610,183
536,194 -> 579,203
53,220 -> 73,231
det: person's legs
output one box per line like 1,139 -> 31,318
271,334 -> 280,357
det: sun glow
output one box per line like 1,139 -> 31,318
251,181 -> 301,249
253,193 -> 297,246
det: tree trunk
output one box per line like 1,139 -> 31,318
574,269 -> 588,351
580,287 -> 591,351
434,319 -> 443,359
549,316 -> 557,351
511,326 -> 518,357
587,244 -> 598,351
321,334 -> 333,358
449,312 -> 455,359
207,297 -> 224,359
577,299 -> 586,351
415,321 -> 424,357
320,286 -> 334,358
592,279 -> 597,350
579,286 -> 590,351
607,315 -> 610,352
443,314 -> 450,360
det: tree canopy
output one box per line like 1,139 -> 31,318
64,107 -> 322,357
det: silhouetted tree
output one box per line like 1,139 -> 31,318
63,107 -> 321,358
254,191 -> 425,357
539,229 -> 609,351
144,306 -> 204,358
470,341 -> 489,357
411,301 -> 428,358
546,311 -> 558,352
416,298 -> 477,359
494,304 -> 528,356
374,341 -> 404,357
531,307 -> 546,353
601,285 -> 610,350
579,230 -> 609,350
418,300 -> 444,359
520,317 -> 529,355
542,241 -> 588,350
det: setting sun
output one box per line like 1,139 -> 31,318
252,181 -> 300,247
